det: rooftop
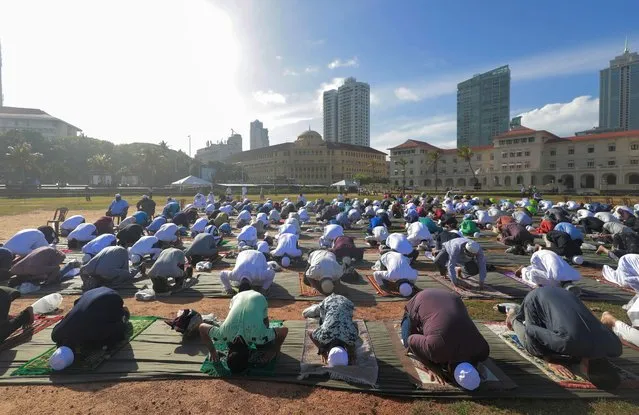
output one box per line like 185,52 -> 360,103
0,106 -> 81,131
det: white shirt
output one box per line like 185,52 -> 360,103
256,212 -> 269,226
205,204 -> 216,215
306,250 -> 343,281
194,193 -> 206,207
237,225 -> 257,242
271,233 -> 302,257
3,229 -> 48,256
219,205 -> 233,215
595,212 -> 619,223
475,210 -> 492,224
232,250 -> 273,281
407,222 -> 431,242
285,217 -> 301,234
298,209 -> 310,223
278,222 -> 298,236
566,201 -> 579,210
512,211 -> 533,226
60,215 -> 85,231
269,209 -> 281,222
386,233 -> 413,256
371,226 -> 389,242
67,223 -> 97,242
576,209 -> 594,220
119,216 -> 136,228
129,236 -> 160,255
82,234 -> 116,256
155,223 -> 178,242
237,210 -> 251,222
322,224 -> 344,241
528,250 -> 581,282
191,217 -> 208,233
378,251 -> 418,282
206,193 -> 215,204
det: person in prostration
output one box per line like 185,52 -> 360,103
302,294 -> 359,366
81,234 -> 117,263
507,287 -> 622,388
67,223 -> 98,249
600,253 -> 639,294
433,238 -> 486,290
496,222 -> 535,255
304,250 -> 345,295
184,233 -> 219,266
59,215 -> 86,237
401,289 -> 489,390
8,246 -> 76,287
372,251 -> 418,297
198,290 -> 289,373
2,229 -> 49,257
219,249 -> 276,294
80,246 -> 139,291
514,249 -> 582,295
0,287 -> 34,343
146,248 -> 192,296
269,232 -> 302,267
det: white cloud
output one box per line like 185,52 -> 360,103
327,57 -> 359,69
370,92 -> 380,106
371,115 -> 457,151
309,39 -> 325,46
305,66 -> 319,73
283,68 -> 299,76
394,87 -> 419,101
253,90 -> 287,105
275,55 -> 282,61
519,95 -> 599,136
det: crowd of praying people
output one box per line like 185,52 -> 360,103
1,188 -> 639,391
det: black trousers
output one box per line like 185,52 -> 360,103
0,287 -> 29,343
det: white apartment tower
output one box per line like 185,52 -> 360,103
322,77 -> 370,147
250,119 -> 269,150
322,90 -> 338,142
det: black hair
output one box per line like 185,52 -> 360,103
238,279 -> 251,292
227,336 -> 250,374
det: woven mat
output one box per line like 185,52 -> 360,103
298,273 -> 322,297
299,320 -> 378,387
0,315 -> 63,352
484,322 -> 639,389
429,273 -> 513,299
11,316 -> 157,376
199,320 -> 283,378
364,275 -> 419,297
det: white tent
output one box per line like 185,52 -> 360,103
331,179 -> 359,187
170,175 -> 212,187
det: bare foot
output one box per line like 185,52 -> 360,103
506,309 -> 515,330
595,245 -> 608,256
455,267 -> 463,280
514,266 -> 524,278
22,306 -> 35,330
600,311 -> 617,329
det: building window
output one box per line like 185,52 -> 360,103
516,151 -> 522,157
502,152 -> 507,158
631,159 -> 639,165
587,146 -> 595,153
528,137 -> 535,143
516,163 -> 522,170
549,162 -> 556,169
550,149 -> 556,156
567,160 -> 574,168
568,148 -> 574,155
587,160 -> 594,168
409,170 -> 413,175
631,144 -> 639,151
524,161 -> 530,169
524,151 -> 530,157
490,154 -> 494,160
608,159 -> 616,166
609,144 -> 616,152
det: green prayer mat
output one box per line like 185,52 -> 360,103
11,316 -> 158,377
200,320 -> 283,378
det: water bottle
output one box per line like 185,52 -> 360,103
31,293 -> 63,314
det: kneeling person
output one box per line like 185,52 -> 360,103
373,251 -> 418,297
305,250 -> 344,295
220,249 -> 275,294
147,248 -> 192,296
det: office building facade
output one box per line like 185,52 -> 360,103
457,65 -> 510,147
195,133 -> 242,163
322,77 -> 370,147
249,119 -> 269,150
600,45 -> 639,131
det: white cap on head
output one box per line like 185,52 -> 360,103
399,282 -> 413,297
49,346 -> 74,371
82,253 -> 92,264
327,346 -> 348,367
320,278 -> 335,293
454,362 -> 481,391
465,241 -> 480,255
280,256 -> 291,267
526,225 -> 534,231
485,224 -> 492,230
473,232 -> 481,238
572,255 -> 584,265
130,254 -> 141,265
256,241 -> 269,253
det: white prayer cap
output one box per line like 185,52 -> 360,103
327,346 -> 348,367
49,346 -> 74,371
485,224 -> 492,230
473,232 -> 481,238
130,254 -> 142,265
465,241 -> 481,255
256,241 -> 269,254
82,254 -> 92,264
320,278 -> 335,293
526,225 -> 534,231
280,256 -> 291,267
572,255 -> 584,265
454,362 -> 480,391
399,282 -> 413,297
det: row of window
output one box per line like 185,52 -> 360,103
498,137 -> 536,146
502,150 -> 531,158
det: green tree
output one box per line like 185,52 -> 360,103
87,153 -> 112,172
6,142 -> 43,183
427,150 -> 443,191
457,146 -> 477,186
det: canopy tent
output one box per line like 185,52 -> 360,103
331,179 -> 359,188
170,175 -> 212,187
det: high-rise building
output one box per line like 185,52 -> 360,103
322,77 -> 370,147
250,119 -> 269,150
322,90 -> 338,142
599,41 -> 639,131
0,40 -> 4,107
457,65 -> 510,147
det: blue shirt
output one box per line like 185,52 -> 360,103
109,199 -> 129,215
162,202 -> 180,218
132,211 -> 148,225
554,222 -> 583,241
368,216 -> 383,231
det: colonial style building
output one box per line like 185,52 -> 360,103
389,119 -> 639,193
227,130 -> 386,185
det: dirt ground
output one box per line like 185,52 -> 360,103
1,209 -> 638,414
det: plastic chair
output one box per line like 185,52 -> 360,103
47,207 -> 69,235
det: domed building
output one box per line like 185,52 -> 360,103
227,129 -> 386,185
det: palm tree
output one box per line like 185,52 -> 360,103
457,146 -> 477,187
158,140 -> 170,154
6,142 -> 43,183
397,158 -> 408,194
427,150 -> 442,192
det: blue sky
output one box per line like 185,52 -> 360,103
1,0 -> 638,153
